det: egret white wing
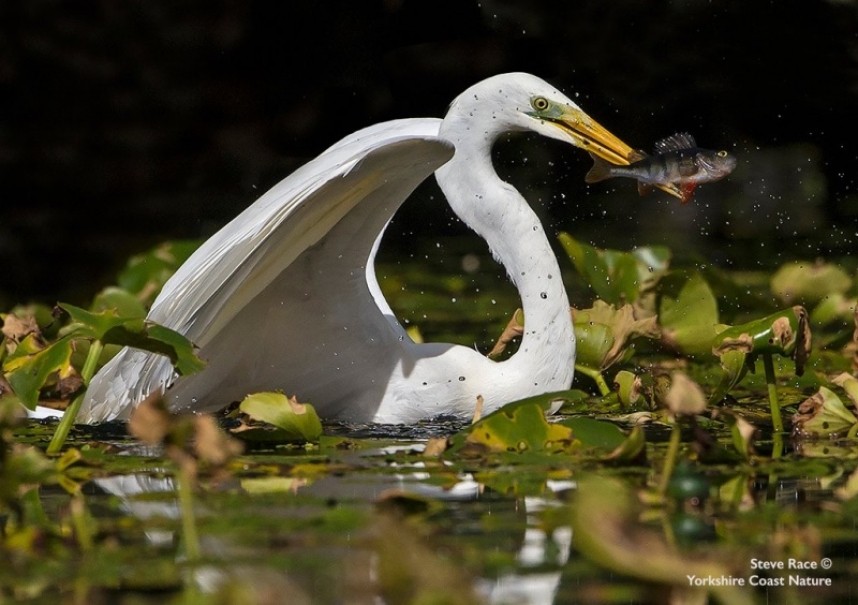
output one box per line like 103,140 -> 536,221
82,118 -> 452,422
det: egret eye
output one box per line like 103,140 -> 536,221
717,150 -> 728,157
531,97 -> 550,111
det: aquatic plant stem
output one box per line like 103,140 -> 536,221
658,419 -> 682,495
575,365 -> 611,396
762,354 -> 784,434
177,462 -> 201,562
47,340 -> 103,455
70,491 -> 94,552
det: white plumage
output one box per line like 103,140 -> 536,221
81,73 -> 651,424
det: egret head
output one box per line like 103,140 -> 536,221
444,73 -> 632,163
443,73 -> 683,199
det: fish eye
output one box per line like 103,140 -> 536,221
717,150 -> 728,157
531,97 -> 550,111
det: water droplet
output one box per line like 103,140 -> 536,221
458,376 -> 466,381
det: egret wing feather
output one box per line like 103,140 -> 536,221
82,118 -> 451,422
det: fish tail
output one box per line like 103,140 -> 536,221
584,153 -> 613,184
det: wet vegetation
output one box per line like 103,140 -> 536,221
4,233 -> 858,604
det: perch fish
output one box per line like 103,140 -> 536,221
585,132 -> 736,203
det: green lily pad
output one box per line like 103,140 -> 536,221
658,272 -> 723,356
771,261 -> 851,306
238,392 -> 323,443
457,400 -> 578,454
558,416 -> 626,450
793,386 -> 858,438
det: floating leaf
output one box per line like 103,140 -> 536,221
793,386 -> 858,438
241,477 -> 308,495
238,392 -> 323,443
458,400 -> 578,454
771,260 -> 851,305
558,417 -> 626,450
573,301 -> 660,371
659,272 -> 723,356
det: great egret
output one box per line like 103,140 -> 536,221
80,72 -> 678,424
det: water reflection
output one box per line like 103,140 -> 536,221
93,439 -> 576,604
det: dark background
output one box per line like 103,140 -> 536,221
2,0 -> 857,306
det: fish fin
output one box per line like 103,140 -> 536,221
637,182 -> 655,196
630,149 -> 648,162
654,132 -> 697,154
584,152 -> 613,184
680,183 -> 698,204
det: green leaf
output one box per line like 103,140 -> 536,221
558,416 -> 626,450
90,286 -> 147,318
458,400 -> 578,454
793,386 -> 858,438
3,335 -> 75,410
238,392 -> 323,442
573,301 -> 660,370
771,261 -> 851,306
712,306 -> 811,374
558,233 -> 670,305
708,349 -> 748,404
117,240 -> 201,305
241,476 -> 308,494
58,303 -> 205,376
613,370 -> 642,406
658,272 -> 722,356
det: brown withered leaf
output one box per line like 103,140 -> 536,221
792,386 -> 858,438
193,415 -> 243,465
793,306 -> 811,375
1,313 -> 41,343
54,369 -> 84,399
487,309 -> 524,359
573,301 -> 661,370
663,371 -> 708,417
712,333 -> 753,356
127,393 -> 172,445
422,437 -> 449,457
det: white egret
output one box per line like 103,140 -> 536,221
80,73 -> 678,424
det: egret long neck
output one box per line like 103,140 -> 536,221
435,131 -> 574,376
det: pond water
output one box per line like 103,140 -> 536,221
7,413 -> 858,605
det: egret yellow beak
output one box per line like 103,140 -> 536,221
549,106 -> 684,201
